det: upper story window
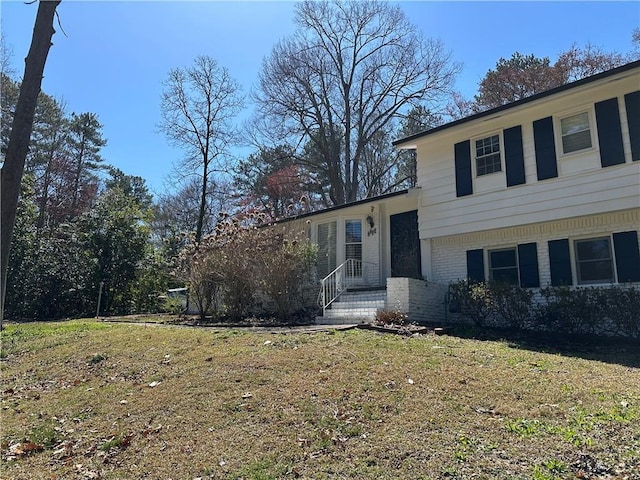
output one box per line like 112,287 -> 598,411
488,247 -> 519,285
560,112 -> 592,154
574,237 -> 614,284
475,135 -> 502,176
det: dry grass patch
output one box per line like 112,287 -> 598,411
1,320 -> 638,479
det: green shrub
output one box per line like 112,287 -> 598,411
536,286 -> 610,335
449,280 -> 494,326
160,295 -> 184,315
447,281 -> 639,339
535,285 -> 640,338
601,285 -> 640,338
491,282 -> 534,329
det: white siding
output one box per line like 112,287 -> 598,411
414,72 -> 640,239
300,192 -> 419,285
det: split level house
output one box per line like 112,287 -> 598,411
294,60 -> 640,324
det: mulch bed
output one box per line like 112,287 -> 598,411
358,323 -> 448,336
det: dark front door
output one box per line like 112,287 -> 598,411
390,210 -> 421,278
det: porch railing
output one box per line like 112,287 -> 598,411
318,258 -> 365,315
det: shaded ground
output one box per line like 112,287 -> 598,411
1,320 -> 639,479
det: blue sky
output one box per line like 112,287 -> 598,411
2,1 -> 638,196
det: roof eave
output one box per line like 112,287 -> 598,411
393,60 -> 640,147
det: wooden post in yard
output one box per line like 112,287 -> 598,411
96,281 -> 104,318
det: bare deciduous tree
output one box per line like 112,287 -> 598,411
0,32 -> 15,79
555,43 -> 630,83
159,55 -> 242,243
254,0 -> 458,205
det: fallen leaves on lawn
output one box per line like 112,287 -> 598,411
8,441 -> 44,457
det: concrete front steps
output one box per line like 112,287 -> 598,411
315,288 -> 386,325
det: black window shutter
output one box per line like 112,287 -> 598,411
548,239 -> 573,286
624,91 -> 640,161
504,125 -> 526,186
454,140 -> 473,197
595,97 -> 625,167
466,249 -> 484,282
517,243 -> 539,288
613,231 -> 640,283
533,116 -> 558,180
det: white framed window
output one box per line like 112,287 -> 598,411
317,220 -> 337,279
345,219 -> 363,277
475,134 -> 502,176
574,236 -> 614,285
560,111 -> 592,154
488,247 -> 519,285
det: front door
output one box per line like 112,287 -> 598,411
390,210 -> 421,279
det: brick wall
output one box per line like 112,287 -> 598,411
430,209 -> 640,286
384,209 -> 640,326
386,277 -> 447,324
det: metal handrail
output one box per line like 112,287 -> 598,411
318,258 -> 364,315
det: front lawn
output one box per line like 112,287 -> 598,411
1,320 -> 638,479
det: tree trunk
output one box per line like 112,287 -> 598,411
36,146 -> 57,231
0,0 -> 61,326
70,138 -> 86,217
196,161 -> 208,244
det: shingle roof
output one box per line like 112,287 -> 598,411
393,60 -> 640,147
274,189 -> 410,224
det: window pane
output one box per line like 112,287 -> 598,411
475,135 -> 501,176
575,237 -> 614,284
477,153 -> 502,176
561,112 -> 589,135
489,248 -> 519,285
345,244 -> 362,277
579,261 -> 613,283
489,135 -> 500,152
492,267 -> 519,285
345,220 -> 362,243
345,244 -> 362,261
345,220 -> 362,277
561,112 -> 591,153
317,221 -> 337,278
562,130 -> 592,153
576,238 -> 610,260
490,249 -> 516,269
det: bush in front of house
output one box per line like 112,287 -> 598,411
448,280 -> 497,327
491,281 -> 535,329
176,214 -> 317,322
448,280 -> 640,339
603,285 -> 640,339
375,308 -> 409,326
190,249 -> 225,320
255,231 -> 317,321
535,286 -> 604,335
535,285 -> 640,338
